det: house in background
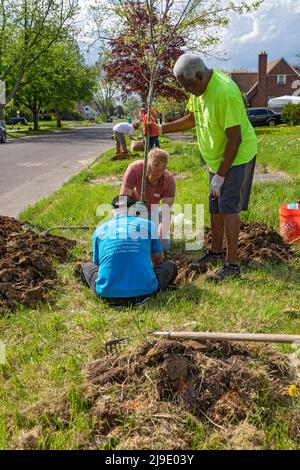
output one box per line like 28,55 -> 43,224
231,52 -> 300,107
77,103 -> 99,120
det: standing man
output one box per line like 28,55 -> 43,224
151,53 -> 257,281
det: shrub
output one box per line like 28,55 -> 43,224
281,103 -> 300,125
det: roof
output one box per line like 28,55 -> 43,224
267,59 -> 281,73
268,95 -> 300,104
246,81 -> 258,99
267,57 -> 300,76
231,57 -> 300,99
231,72 -> 258,94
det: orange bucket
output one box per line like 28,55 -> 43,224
280,203 -> 300,242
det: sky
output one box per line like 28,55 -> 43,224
78,0 -> 300,71
208,0 -> 300,71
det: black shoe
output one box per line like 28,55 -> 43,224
189,249 -> 225,274
205,262 -> 241,282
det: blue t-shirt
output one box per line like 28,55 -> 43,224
93,215 -> 162,298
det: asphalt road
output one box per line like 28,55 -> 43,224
0,125 -> 114,218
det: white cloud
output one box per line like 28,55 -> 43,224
78,0 -> 300,70
207,0 -> 300,71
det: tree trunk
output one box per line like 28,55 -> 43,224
0,104 -> 5,123
56,110 -> 62,128
141,65 -> 157,202
33,108 -> 39,131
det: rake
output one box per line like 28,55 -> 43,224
105,330 -> 300,355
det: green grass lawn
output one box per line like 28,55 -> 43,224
188,125 -> 300,176
256,126 -> 300,177
6,120 -> 103,138
0,128 -> 300,450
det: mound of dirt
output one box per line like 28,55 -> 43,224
83,339 -> 298,449
171,253 -> 197,285
0,216 -> 75,310
229,222 -> 292,267
170,222 -> 293,284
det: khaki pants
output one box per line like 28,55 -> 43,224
114,131 -> 128,154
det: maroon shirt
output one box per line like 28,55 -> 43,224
122,160 -> 176,210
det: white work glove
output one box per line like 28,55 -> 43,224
157,124 -> 163,135
145,122 -> 162,135
210,174 -> 225,198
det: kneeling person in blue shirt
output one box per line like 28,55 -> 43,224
80,195 -> 177,306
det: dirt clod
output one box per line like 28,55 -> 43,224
170,222 -> 293,284
82,339 -> 298,449
0,216 -> 75,310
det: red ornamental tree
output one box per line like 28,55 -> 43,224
104,1 -> 186,101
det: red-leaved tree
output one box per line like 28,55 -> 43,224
104,1 -> 186,101
95,0 -> 262,200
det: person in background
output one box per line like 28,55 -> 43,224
139,103 -> 160,150
139,102 -> 148,122
80,195 -> 177,306
113,121 -> 139,156
120,149 -> 175,251
147,116 -> 160,150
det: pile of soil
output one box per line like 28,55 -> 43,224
224,222 -> 292,267
82,339 -> 298,449
0,216 -> 75,310
171,253 -> 197,285
170,222 -> 293,285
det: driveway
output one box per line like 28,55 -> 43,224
0,125 -> 114,217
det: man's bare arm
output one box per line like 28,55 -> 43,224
120,185 -> 133,196
162,196 -> 174,207
217,125 -> 242,177
162,113 -> 195,134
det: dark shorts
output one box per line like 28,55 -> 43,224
80,261 -> 177,306
209,156 -> 256,214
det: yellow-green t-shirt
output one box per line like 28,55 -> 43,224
187,69 -> 257,173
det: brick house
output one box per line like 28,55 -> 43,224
231,52 -> 300,107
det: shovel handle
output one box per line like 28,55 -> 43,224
154,331 -> 300,344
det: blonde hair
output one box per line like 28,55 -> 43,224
148,148 -> 169,167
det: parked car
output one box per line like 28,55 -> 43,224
6,117 -> 28,125
246,108 -> 281,127
0,121 -> 6,143
39,114 -> 52,122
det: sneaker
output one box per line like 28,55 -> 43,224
189,249 -> 225,274
205,262 -> 241,282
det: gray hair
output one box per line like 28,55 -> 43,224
173,53 -> 207,80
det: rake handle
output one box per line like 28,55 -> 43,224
154,331 -> 300,344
